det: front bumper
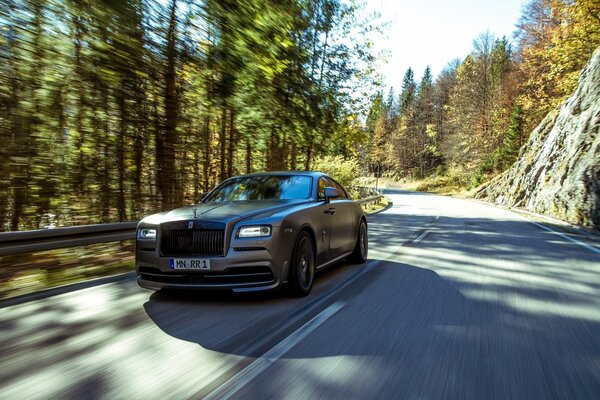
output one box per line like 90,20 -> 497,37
135,245 -> 290,293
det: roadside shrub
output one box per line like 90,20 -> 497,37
311,155 -> 361,188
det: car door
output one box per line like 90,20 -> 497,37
323,177 -> 356,256
316,177 -> 335,261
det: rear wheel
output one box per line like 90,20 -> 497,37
348,220 -> 368,264
288,231 -> 315,297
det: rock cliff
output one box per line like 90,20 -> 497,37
475,47 -> 600,230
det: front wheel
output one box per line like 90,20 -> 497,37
287,231 -> 315,297
348,220 -> 368,264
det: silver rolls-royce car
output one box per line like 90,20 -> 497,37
135,171 -> 368,296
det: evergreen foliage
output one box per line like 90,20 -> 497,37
0,0 -> 379,230
363,0 -> 599,187
2,0 -> 597,230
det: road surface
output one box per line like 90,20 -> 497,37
1,190 -> 600,399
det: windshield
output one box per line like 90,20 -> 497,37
203,175 -> 313,203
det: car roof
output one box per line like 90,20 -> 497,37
229,171 -> 328,179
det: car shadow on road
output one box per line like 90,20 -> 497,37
143,210 -> 600,398
143,260 -> 476,358
143,210 -> 600,359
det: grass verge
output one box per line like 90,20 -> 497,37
0,241 -> 134,300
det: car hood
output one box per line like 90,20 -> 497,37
139,199 -> 310,225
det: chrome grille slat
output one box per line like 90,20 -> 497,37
160,229 -> 225,257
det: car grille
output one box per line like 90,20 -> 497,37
160,229 -> 225,257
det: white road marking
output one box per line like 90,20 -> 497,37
204,302 -> 345,400
468,196 -> 599,255
527,220 -> 600,255
413,230 -> 429,244
205,205 -> 437,399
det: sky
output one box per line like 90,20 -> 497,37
370,0 -> 527,91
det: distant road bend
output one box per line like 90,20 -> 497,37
1,190 -> 599,399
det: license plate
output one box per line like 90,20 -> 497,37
169,258 -> 211,270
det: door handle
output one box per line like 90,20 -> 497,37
324,208 -> 337,215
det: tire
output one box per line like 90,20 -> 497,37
287,231 -> 316,297
348,220 -> 368,264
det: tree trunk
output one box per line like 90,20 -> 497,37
193,138 -> 200,201
100,87 -> 111,223
227,108 -> 235,177
220,107 -> 227,180
163,0 -> 178,209
246,139 -> 252,173
133,89 -> 144,216
3,0 -> 19,230
267,123 -> 288,170
11,1 -> 44,230
305,145 -> 313,171
117,84 -> 127,222
73,13 -> 86,195
179,125 -> 190,203
153,92 -> 164,210
290,142 -> 297,170
203,114 -> 210,191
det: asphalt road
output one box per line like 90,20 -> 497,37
2,190 -> 600,399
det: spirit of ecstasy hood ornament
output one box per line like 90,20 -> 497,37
192,208 -> 198,219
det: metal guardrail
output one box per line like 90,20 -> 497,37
0,222 -> 137,256
351,186 -> 380,196
0,190 -> 386,257
351,186 -> 384,207
357,194 -> 385,206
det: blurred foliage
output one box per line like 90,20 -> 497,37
4,0 -> 594,231
311,154 -> 361,188
362,0 -> 599,190
0,0 -> 381,231
0,241 -> 134,299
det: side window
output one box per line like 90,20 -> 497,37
335,182 -> 349,199
324,177 -> 348,199
317,177 -> 327,201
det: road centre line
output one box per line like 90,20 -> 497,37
200,253 -> 396,398
204,209 -> 437,399
412,230 -> 429,244
204,302 -> 345,400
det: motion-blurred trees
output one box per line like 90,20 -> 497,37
0,0 -> 379,230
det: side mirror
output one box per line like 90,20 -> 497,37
324,187 -> 340,203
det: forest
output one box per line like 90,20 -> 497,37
367,0 -> 600,189
1,0 -> 599,232
0,0 -> 379,231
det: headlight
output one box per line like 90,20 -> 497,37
238,225 -> 271,238
137,228 -> 157,240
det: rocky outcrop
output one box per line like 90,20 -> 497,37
475,47 -> 600,230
